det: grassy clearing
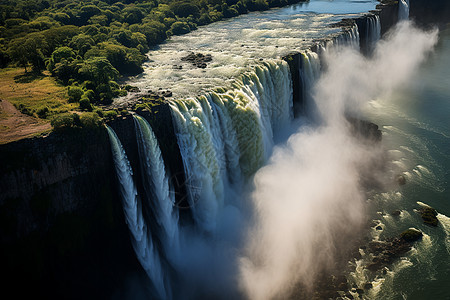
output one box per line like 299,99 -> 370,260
0,67 -> 75,144
0,108 -> 7,121
0,67 -> 76,118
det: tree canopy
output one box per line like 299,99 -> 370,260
1,0 -> 303,105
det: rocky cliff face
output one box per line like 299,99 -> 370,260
410,0 -> 450,27
0,128 -> 140,299
376,0 -> 399,35
0,128 -> 113,236
283,52 -> 303,116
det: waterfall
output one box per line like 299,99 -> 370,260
106,8 -> 392,297
329,24 -> 361,51
398,0 -> 410,21
366,15 -> 381,52
341,25 -> 360,49
170,60 -> 292,232
169,97 -> 226,232
106,125 -> 171,300
299,50 -> 321,114
133,115 -> 180,261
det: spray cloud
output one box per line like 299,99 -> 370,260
239,21 -> 438,300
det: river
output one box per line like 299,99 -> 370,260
117,0 -> 379,99
360,26 -> 450,299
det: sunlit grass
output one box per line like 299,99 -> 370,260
0,67 -> 77,143
0,67 -> 76,117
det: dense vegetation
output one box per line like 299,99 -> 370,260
0,0 -> 302,117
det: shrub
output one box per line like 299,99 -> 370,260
94,108 -> 104,118
36,107 -> 49,119
247,0 -> 269,11
82,81 -> 96,91
79,112 -> 102,128
103,110 -> 118,121
116,89 -> 127,97
51,113 -> 80,131
170,2 -> 200,18
84,89 -> 95,101
79,97 -> 93,111
222,6 -> 239,18
16,104 -> 34,116
168,21 -> 190,36
198,13 -> 212,25
208,10 -> 224,22
68,85 -> 84,103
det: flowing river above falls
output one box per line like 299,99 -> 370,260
115,0 -> 379,101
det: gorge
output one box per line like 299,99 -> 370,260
1,0 -> 449,299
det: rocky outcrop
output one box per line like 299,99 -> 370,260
365,228 -> 423,272
400,228 -> 423,242
347,116 -> 382,142
417,204 -> 439,226
181,52 -> 213,68
396,174 -> 407,185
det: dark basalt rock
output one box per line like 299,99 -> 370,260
330,18 -> 355,28
418,205 -> 439,226
181,52 -> 213,68
0,127 -> 137,299
396,174 -> 406,185
376,0 -> 399,35
400,228 -> 423,242
123,85 -> 140,93
365,228 -> 423,272
345,293 -> 354,299
160,90 -> 173,98
346,116 -> 382,142
391,210 -> 401,217
282,52 -> 303,116
133,89 -> 173,102
364,283 -> 373,290
410,0 -> 450,28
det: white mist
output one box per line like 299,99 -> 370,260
239,21 -> 438,300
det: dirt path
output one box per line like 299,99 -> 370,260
0,99 -> 51,144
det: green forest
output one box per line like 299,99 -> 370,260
0,0 -> 302,112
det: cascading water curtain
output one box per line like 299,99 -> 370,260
170,59 -> 292,232
336,24 -> 360,49
106,125 -> 172,300
398,0 -> 410,21
325,24 -> 360,51
366,15 -> 381,52
133,115 -> 180,262
299,50 -> 321,117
